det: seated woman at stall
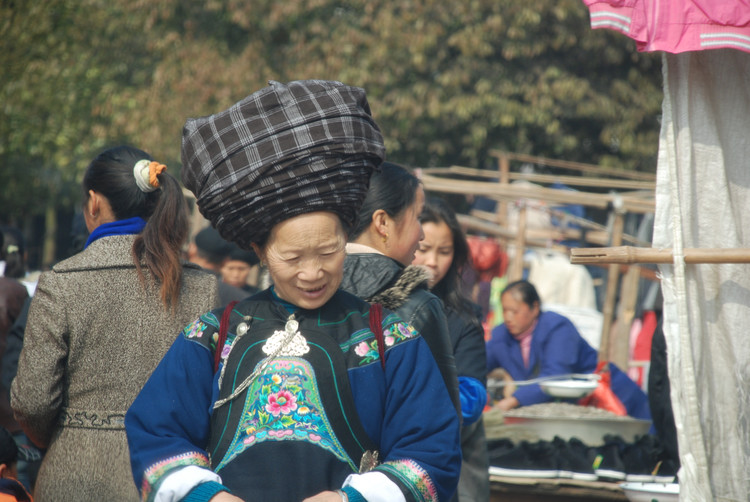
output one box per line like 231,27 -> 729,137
486,280 -> 651,420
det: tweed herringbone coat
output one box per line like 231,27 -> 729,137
11,235 -> 219,501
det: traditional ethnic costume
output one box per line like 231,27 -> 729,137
125,80 -> 461,502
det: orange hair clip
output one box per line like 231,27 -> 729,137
148,162 -> 167,188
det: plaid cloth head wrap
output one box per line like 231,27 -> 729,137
181,80 -> 386,248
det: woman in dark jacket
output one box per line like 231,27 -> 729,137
340,162 -> 460,415
413,198 -> 489,502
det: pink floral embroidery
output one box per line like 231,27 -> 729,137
385,335 -> 395,346
355,341 -> 370,357
265,390 -> 298,416
184,321 -> 207,339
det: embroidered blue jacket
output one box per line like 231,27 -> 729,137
126,289 -> 460,502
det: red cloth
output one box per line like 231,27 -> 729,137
579,361 -> 627,416
583,0 -> 750,54
466,236 -> 508,282
629,310 -> 657,388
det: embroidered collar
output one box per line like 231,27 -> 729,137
270,286 -> 300,314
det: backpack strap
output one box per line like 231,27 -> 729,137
369,303 -> 386,371
214,300 -> 239,373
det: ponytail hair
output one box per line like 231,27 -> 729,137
83,145 -> 188,311
350,161 -> 421,240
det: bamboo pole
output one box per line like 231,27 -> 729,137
420,166 -> 655,191
611,264 -> 641,369
488,150 -> 657,182
470,207 -> 651,247
497,155 -> 510,227
457,214 -> 570,252
598,210 -> 625,362
570,246 -> 750,264
420,173 -> 655,214
509,204 -> 528,281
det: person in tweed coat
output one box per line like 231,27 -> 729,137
10,146 -> 219,501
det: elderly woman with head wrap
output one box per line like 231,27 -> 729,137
125,81 -> 461,502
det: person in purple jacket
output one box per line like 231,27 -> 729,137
486,280 -> 650,419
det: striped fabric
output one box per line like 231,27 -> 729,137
582,0 -> 750,54
181,80 -> 386,248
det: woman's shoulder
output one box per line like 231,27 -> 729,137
369,265 -> 434,310
340,252 -> 402,298
181,262 -> 219,283
538,310 -> 581,335
446,298 -> 483,323
52,235 -> 138,273
539,309 -> 576,326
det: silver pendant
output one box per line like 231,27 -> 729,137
237,322 -> 249,336
262,316 -> 309,357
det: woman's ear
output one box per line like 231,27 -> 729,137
371,209 -> 389,239
86,190 -> 97,217
250,243 -> 264,266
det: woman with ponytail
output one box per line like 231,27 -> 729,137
11,146 -> 218,501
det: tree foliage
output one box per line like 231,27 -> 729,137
1,0 -> 662,261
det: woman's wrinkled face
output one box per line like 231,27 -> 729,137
388,185 -> 426,266
501,291 -> 540,336
413,220 -> 454,289
258,212 -> 346,310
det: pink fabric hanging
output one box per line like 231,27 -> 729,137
582,0 -> 750,54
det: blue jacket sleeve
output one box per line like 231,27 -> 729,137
350,327 -> 461,502
486,325 -> 508,373
458,376 -> 487,425
405,294 -> 461,417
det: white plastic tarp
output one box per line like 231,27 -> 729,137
654,49 -> 750,502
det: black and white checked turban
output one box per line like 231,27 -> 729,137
181,80 -> 385,249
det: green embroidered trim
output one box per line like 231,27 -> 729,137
142,451 -> 210,501
377,459 -> 438,502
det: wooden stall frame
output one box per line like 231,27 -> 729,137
419,152 -> 657,365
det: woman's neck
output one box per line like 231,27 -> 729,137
512,318 -> 538,342
345,241 -> 384,255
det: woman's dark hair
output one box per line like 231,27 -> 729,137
419,197 -> 476,319
83,145 -> 188,311
502,279 -> 541,309
349,161 -> 420,240
0,226 -> 26,279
